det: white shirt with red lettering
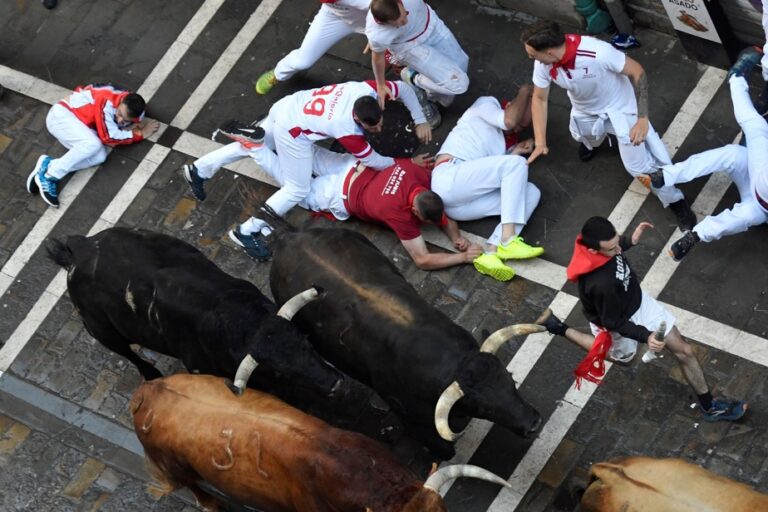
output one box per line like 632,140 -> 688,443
365,0 -> 435,53
532,36 -> 634,115
272,80 -> 426,170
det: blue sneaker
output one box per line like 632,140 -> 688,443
26,155 -> 49,194
611,34 -> 640,50
228,226 -> 271,261
727,46 -> 762,81
182,163 -> 207,201
33,156 -> 59,207
701,398 -> 748,422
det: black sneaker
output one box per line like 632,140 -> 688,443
638,168 -> 665,189
578,143 -> 597,162
701,398 -> 748,422
182,163 -> 207,201
668,199 -> 697,231
42,0 -> 57,9
668,230 -> 699,261
229,226 -> 271,261
214,120 -> 265,146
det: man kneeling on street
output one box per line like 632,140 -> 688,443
537,216 -> 747,422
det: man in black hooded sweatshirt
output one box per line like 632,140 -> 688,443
538,216 -> 747,422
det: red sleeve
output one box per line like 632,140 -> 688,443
388,215 -> 422,241
337,134 -> 373,159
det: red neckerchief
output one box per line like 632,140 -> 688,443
549,34 -> 581,80
319,0 -> 338,3
566,234 -> 611,282
574,328 -> 612,389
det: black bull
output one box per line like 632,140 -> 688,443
46,227 -> 358,402
269,227 -> 543,455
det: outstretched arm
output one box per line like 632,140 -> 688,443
527,85 -> 551,164
401,235 -> 479,270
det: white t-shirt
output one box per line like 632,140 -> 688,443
273,80 -> 425,169
532,36 -> 634,115
365,0 -> 435,53
438,96 -> 507,160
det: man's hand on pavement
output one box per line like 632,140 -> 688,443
464,244 -> 483,262
141,119 -> 161,138
527,144 -> 548,164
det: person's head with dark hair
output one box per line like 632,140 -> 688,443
371,0 -> 408,26
413,190 -> 444,224
353,96 -> 384,132
579,216 -> 621,256
521,20 -> 566,64
116,93 -> 146,127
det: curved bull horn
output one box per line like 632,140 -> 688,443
423,464 -> 510,492
479,323 -> 546,355
232,354 -> 258,395
276,286 -> 323,320
434,381 -> 465,441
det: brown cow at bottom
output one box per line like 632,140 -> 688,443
581,456 -> 768,512
131,374 -> 510,511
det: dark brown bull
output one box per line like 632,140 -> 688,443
131,374 -> 510,512
581,456 -> 768,512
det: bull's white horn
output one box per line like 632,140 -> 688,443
434,381 -> 465,441
276,287 -> 322,321
479,324 -> 546,355
233,354 -> 258,394
423,464 -> 511,492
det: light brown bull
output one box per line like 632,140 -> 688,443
130,374 -> 510,511
581,456 -> 768,512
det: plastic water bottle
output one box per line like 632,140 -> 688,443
641,321 -> 666,363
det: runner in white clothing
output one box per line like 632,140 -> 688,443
638,47 -> 768,261
181,80 -> 432,260
366,0 -> 469,113
432,90 -> 544,282
521,20 -> 697,231
255,0 -> 371,95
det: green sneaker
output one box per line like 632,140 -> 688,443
497,236 -> 544,260
255,69 -> 278,95
473,253 -> 515,282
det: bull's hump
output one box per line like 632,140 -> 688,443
306,251 -> 414,327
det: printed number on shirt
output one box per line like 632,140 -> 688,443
302,85 -> 339,117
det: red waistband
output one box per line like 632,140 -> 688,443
757,189 -> 768,212
341,164 -> 363,213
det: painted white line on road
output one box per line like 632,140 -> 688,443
171,0 -> 285,130
0,0 -> 224,358
0,146 -> 169,373
0,169 -> 96,298
137,0 -> 227,101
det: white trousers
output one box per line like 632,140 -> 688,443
589,291 -> 675,363
45,104 -> 108,179
661,144 -> 767,242
392,16 -> 469,105
762,0 -> 768,81
431,155 -> 540,246
274,5 -> 366,81
570,111 -> 684,206
193,102 -> 316,233
731,76 -> 768,209
193,138 -> 355,234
